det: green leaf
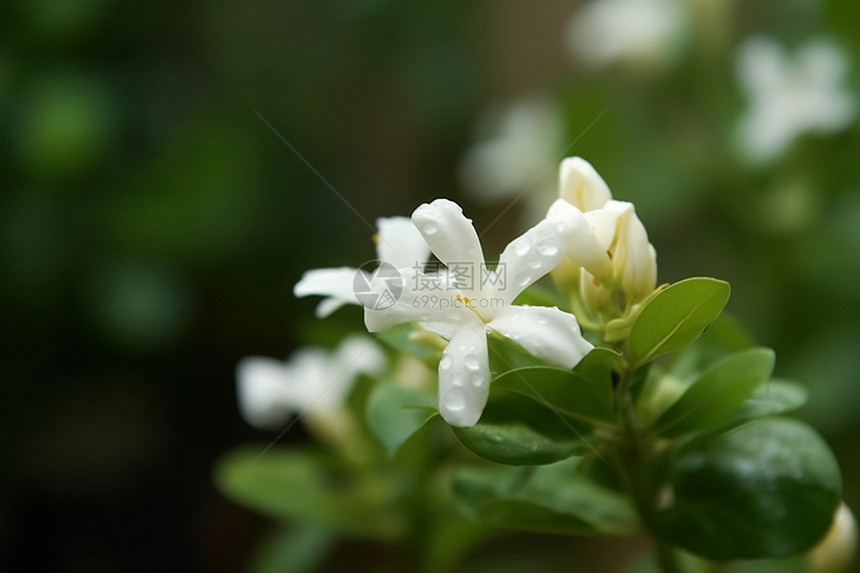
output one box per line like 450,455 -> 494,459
454,458 -> 640,536
654,418 -> 841,560
629,277 -> 731,365
486,330 -> 545,372
249,525 -> 333,573
492,366 -> 615,425
651,347 -> 775,437
453,390 -> 592,465
365,383 -> 437,456
375,323 -> 443,366
732,379 -> 807,421
213,447 -> 403,538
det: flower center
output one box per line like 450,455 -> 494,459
456,294 -> 488,323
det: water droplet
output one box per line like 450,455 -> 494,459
537,318 -> 549,326
471,374 -> 485,387
443,388 -> 466,412
464,355 -> 480,371
528,259 -> 542,269
458,344 -> 467,352
517,272 -> 533,287
439,355 -> 452,370
423,223 -> 438,235
555,222 -> 566,233
514,241 -> 530,256
511,333 -> 520,341
538,242 -> 559,256
452,375 -> 464,387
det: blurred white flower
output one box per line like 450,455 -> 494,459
459,97 -> 564,222
364,198 -> 593,427
236,335 -> 386,431
566,0 -> 687,70
808,503 -> 857,573
294,216 -> 430,318
737,36 -> 856,164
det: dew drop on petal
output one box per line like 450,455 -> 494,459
471,374 -> 485,387
423,223 -> 438,235
464,355 -> 480,371
514,241 -> 530,256
458,344 -> 467,352
528,259 -> 542,269
537,318 -> 548,326
538,242 -> 559,256
516,272 -> 533,287
439,355 -> 453,370
443,388 -> 466,412
452,375 -> 464,387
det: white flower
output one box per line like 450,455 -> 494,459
550,157 -> 657,312
363,198 -> 594,427
566,0 -> 687,70
737,36 -> 856,163
293,216 -> 431,318
236,335 -> 386,431
459,97 -> 564,221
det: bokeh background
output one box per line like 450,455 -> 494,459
2,0 -> 860,571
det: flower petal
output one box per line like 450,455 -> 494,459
438,325 -> 491,427
293,267 -> 360,318
547,199 -> 612,279
363,267 -> 475,333
412,198 -> 486,275
495,212 -> 571,305
488,305 -> 593,369
558,156 -> 612,212
236,357 -> 296,429
375,216 -> 431,270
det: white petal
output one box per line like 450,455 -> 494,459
737,36 -> 786,95
547,199 -> 612,279
412,199 -> 486,275
495,213 -> 572,305
584,200 -> 632,249
375,216 -> 431,270
236,357 -> 296,429
315,297 -> 348,319
363,267 -> 475,333
488,305 -> 593,369
293,267 -> 360,317
558,157 -> 612,212
615,209 -> 657,303
438,325 -> 491,427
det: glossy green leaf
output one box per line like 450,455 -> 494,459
454,458 -> 640,536
213,447 -> 403,538
492,366 -> 615,425
655,418 -> 841,560
365,383 -> 437,456
486,330 -> 545,372
629,277 -> 731,365
651,347 -> 775,437
453,390 -> 592,465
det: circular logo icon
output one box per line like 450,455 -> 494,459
353,261 -> 403,311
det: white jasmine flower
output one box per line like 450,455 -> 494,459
363,198 -> 594,427
550,157 -> 657,312
293,216 -> 430,318
236,335 -> 386,431
566,0 -> 687,70
459,97 -> 564,221
737,36 -> 856,163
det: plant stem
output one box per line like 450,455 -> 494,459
615,365 -> 684,573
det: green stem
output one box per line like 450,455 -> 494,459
615,365 -> 683,573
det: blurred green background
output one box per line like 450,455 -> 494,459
2,0 -> 860,571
